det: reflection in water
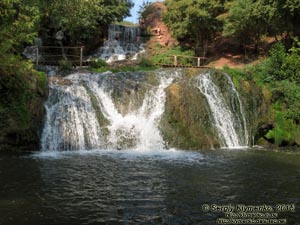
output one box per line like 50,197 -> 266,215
0,148 -> 300,225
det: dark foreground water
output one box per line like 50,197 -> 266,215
0,148 -> 300,225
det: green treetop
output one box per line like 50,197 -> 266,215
164,0 -> 224,56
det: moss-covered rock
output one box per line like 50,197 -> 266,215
159,68 -> 271,149
160,69 -> 220,149
223,69 -> 272,146
0,69 -> 48,152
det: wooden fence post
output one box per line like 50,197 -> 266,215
80,46 -> 83,68
197,57 -> 201,67
174,55 -> 178,66
36,46 -> 39,65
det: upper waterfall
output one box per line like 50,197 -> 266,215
94,24 -> 145,63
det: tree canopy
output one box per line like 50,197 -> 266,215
40,0 -> 133,45
0,0 -> 133,72
164,0 -> 224,56
223,0 -> 276,50
163,0 -> 300,55
0,0 -> 40,67
222,0 -> 300,49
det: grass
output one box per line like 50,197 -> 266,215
89,65 -> 158,73
88,58 -> 159,73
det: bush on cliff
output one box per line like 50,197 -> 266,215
227,41 -> 300,146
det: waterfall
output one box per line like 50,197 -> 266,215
196,71 -> 249,148
41,69 -> 249,151
41,78 -> 104,151
94,24 -> 145,63
41,71 -> 174,151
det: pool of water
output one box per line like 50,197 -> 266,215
0,148 -> 300,225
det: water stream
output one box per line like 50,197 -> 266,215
196,71 -> 248,148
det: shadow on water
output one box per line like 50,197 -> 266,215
0,148 -> 300,225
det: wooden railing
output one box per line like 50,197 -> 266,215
27,46 -> 85,67
157,55 -> 209,68
26,46 -> 209,69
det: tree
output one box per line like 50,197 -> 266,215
223,0 -> 300,51
223,0 -> 276,53
274,0 -> 300,44
0,0 -> 40,67
138,1 -> 153,21
39,0 -> 133,45
164,0 -> 223,56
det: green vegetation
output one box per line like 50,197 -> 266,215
223,42 -> 300,146
151,45 -> 195,65
0,0 -> 39,73
163,0 -> 300,55
164,0 -> 223,56
89,58 -> 158,73
138,1 -> 154,21
222,0 -> 276,53
58,60 -> 73,72
89,58 -> 108,68
39,0 -> 133,46
0,63 -> 47,151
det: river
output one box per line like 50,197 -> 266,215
0,148 -> 299,225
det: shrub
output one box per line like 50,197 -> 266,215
266,111 -> 300,146
58,60 -> 72,71
138,58 -> 154,67
267,42 -> 287,81
152,45 -> 195,65
89,58 -> 107,68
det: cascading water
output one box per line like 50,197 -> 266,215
41,79 -> 104,151
94,24 -> 145,63
41,71 -> 174,151
196,71 -> 249,148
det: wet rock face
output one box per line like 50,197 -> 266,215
159,69 -> 266,149
232,76 -> 270,146
160,71 -> 221,149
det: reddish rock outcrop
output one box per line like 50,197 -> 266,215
140,2 -> 177,56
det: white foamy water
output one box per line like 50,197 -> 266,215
32,148 -> 204,164
41,71 -> 174,151
41,80 -> 103,151
88,74 -> 173,151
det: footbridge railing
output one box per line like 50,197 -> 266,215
25,46 -> 87,67
156,55 -> 209,68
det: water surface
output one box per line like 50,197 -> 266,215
0,148 -> 299,225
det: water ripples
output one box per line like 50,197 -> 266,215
1,148 -> 300,224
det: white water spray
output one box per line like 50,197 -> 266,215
88,73 -> 173,150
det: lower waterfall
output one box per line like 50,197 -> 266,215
41,70 -> 175,151
196,71 -> 249,148
41,69 -> 249,151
